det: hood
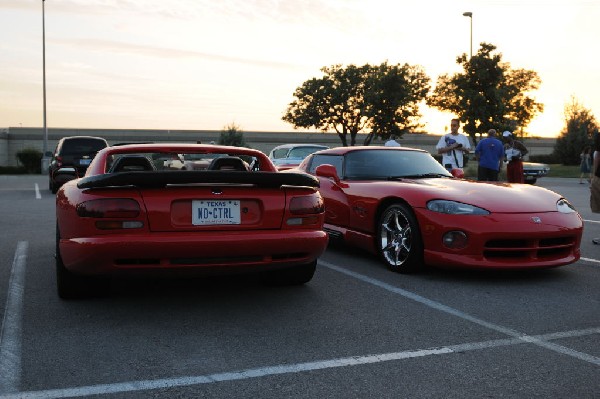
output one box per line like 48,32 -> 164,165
412,178 -> 563,213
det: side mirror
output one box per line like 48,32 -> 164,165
315,164 -> 340,183
54,167 -> 78,184
44,151 -> 53,158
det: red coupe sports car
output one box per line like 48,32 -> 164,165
55,143 -> 328,298
291,146 -> 583,273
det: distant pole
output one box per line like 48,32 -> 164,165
42,0 -> 48,156
462,12 -> 473,58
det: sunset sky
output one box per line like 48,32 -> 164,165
1,0 -> 598,138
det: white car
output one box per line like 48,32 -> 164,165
523,162 -> 550,184
268,144 -> 329,171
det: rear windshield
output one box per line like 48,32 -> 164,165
105,151 -> 259,173
61,139 -> 107,156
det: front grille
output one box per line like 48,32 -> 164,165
483,236 -> 577,261
324,228 -> 344,240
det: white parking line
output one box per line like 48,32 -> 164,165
1,255 -> 598,399
0,242 -> 27,395
0,328 -> 597,399
34,184 -> 41,200
319,260 -> 600,366
580,257 -> 600,265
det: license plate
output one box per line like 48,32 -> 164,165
79,159 -> 92,166
192,200 -> 240,225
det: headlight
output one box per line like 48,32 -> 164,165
427,200 -> 490,215
557,199 -> 576,214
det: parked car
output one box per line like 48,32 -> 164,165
55,143 -> 328,299
269,144 -> 329,171
48,136 -> 109,193
290,146 -> 582,273
523,161 -> 550,184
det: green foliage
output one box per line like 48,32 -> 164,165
282,62 -> 430,146
545,164 -> 579,178
16,148 -> 42,174
427,43 -> 543,145
529,153 -> 559,164
218,123 -> 248,147
552,97 -> 598,165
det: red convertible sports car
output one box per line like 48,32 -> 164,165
291,146 -> 582,273
55,143 -> 328,298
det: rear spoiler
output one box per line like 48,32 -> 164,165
77,171 -> 319,189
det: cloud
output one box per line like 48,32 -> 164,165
51,37 -> 306,70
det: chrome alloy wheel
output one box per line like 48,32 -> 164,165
378,203 -> 423,273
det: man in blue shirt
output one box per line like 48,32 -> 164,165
475,129 -> 504,181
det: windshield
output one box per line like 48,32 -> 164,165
287,146 -> 327,159
105,151 -> 257,173
344,149 -> 451,180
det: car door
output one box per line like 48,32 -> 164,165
307,154 -> 351,228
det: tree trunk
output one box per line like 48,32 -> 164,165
337,126 -> 348,147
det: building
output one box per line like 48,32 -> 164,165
0,127 -> 556,168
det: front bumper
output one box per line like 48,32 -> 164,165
416,210 -> 582,269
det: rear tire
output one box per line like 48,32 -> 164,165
56,224 -> 109,299
50,179 -> 58,194
262,260 -> 316,286
377,203 -> 424,273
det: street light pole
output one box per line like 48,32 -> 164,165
41,0 -> 49,172
462,11 -> 473,58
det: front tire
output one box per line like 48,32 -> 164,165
377,203 -> 424,273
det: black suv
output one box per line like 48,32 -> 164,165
48,136 -> 109,193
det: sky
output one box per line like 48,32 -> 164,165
1,0 -> 599,138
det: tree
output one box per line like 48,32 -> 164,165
553,97 -> 598,165
218,123 -> 247,147
427,43 -> 543,144
363,63 -> 430,145
282,62 -> 430,146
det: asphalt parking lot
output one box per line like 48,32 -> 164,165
0,175 -> 598,399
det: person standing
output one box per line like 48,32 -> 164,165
474,129 -> 504,181
384,135 -> 401,147
436,118 -> 471,171
590,132 -> 600,244
502,131 -> 528,183
579,145 -> 592,184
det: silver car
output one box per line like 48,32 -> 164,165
523,162 -> 550,184
268,144 -> 329,170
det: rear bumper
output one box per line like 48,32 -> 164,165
60,230 -> 328,276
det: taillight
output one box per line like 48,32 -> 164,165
76,199 -> 140,218
289,193 -> 324,215
286,192 -> 324,227
56,156 -> 63,167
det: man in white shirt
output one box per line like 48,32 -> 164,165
384,135 -> 401,147
435,118 -> 471,171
